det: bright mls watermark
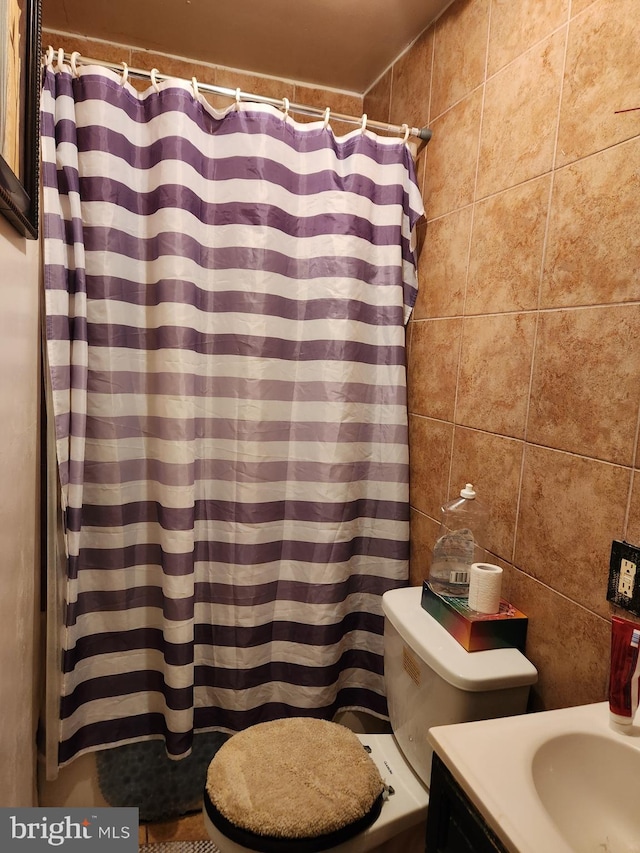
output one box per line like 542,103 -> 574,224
1,808 -> 138,851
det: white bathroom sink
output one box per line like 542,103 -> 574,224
532,731 -> 640,851
428,701 -> 640,853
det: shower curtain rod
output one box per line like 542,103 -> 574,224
48,48 -> 433,143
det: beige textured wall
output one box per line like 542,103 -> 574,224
0,215 -> 41,804
366,0 -> 640,711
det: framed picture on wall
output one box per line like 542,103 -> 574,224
0,0 -> 41,239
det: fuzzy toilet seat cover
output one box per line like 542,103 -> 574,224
204,717 -> 386,852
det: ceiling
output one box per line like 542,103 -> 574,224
41,0 -> 453,94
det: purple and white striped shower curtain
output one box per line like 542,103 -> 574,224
40,58 -> 423,770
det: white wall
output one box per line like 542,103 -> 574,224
0,214 -> 41,805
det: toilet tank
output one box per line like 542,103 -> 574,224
382,586 -> 537,787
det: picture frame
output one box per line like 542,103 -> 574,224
0,0 -> 41,239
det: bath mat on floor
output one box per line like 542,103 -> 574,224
97,731 -> 229,822
140,843 -> 219,853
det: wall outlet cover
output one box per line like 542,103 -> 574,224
607,540 -> 640,616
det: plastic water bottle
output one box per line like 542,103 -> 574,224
428,484 -> 488,597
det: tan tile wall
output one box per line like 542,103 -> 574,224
366,0 -> 640,711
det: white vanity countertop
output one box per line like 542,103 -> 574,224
428,701 -> 640,853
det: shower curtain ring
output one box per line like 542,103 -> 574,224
360,113 -> 368,134
323,107 -> 331,129
150,68 -> 160,92
56,48 -> 65,71
401,123 -> 410,143
120,62 -> 128,86
46,45 -> 55,65
235,88 -> 242,108
69,51 -> 80,76
192,76 -> 200,98
282,97 -> 290,119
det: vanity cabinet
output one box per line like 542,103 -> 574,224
425,753 -> 509,853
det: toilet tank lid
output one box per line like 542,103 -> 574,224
382,587 -> 538,691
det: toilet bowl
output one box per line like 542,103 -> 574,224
204,585 -> 537,853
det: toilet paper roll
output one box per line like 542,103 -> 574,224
467,563 -> 503,614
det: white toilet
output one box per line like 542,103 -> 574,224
203,585 -> 537,853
